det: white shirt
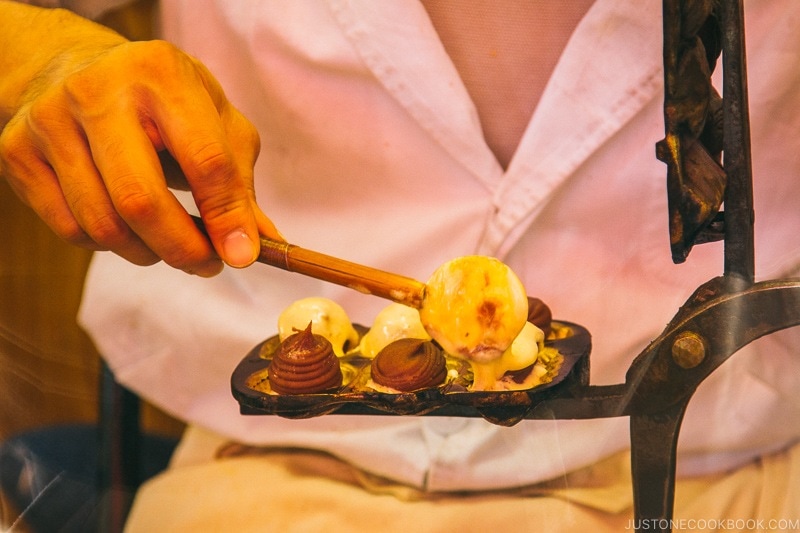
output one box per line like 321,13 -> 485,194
79,0 -> 800,490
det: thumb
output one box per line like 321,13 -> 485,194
190,207 -> 259,268
200,203 -> 260,268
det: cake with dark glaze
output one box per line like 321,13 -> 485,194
268,323 -> 343,394
526,297 -> 553,338
370,338 -> 447,391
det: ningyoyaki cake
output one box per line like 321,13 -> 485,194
268,323 -> 343,394
368,338 -> 447,392
277,297 -> 359,357
358,303 -> 430,359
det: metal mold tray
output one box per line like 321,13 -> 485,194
231,321 -> 590,426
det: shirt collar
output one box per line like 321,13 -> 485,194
486,1 -> 665,255
328,0 -> 664,255
327,0 -> 502,188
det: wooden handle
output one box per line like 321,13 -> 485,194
191,215 -> 426,308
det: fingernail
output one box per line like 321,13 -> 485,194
222,229 -> 256,267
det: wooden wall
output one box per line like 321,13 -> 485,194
0,178 -> 98,438
0,179 -> 184,442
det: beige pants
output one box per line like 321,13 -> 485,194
125,426 -> 800,532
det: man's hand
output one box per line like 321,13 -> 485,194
0,5 -> 279,276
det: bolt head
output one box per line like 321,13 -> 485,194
672,331 -> 707,369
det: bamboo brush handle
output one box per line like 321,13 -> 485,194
191,216 -> 426,308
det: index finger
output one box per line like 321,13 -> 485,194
149,63 -> 263,267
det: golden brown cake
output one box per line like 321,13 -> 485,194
268,323 -> 343,394
370,338 -> 447,391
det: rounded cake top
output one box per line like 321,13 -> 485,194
269,323 -> 343,394
370,338 -> 447,392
